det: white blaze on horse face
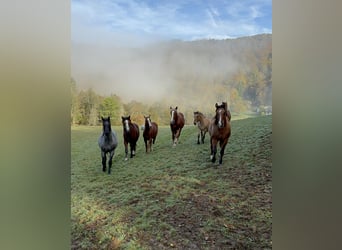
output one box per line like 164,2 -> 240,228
124,119 -> 130,132
218,109 -> 223,128
147,118 -> 152,127
170,110 -> 175,124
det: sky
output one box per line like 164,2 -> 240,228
71,0 -> 272,102
72,0 -> 272,46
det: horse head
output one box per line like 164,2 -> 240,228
102,116 -> 112,136
122,116 -> 131,132
215,103 -> 227,129
193,111 -> 199,125
144,115 -> 152,128
170,106 -> 178,125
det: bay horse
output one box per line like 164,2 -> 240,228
208,103 -> 231,165
122,116 -> 140,160
143,115 -> 158,153
193,111 -> 210,144
170,106 -> 185,146
98,116 -> 118,174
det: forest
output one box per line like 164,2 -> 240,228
71,34 -> 272,126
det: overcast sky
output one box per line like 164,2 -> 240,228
72,0 -> 272,46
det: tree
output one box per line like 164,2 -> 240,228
71,78 -> 81,125
78,88 -> 99,125
99,95 -> 123,126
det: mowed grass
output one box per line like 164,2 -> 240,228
71,116 -> 272,249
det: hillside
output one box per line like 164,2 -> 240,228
71,34 -> 272,125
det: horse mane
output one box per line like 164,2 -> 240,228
194,111 -> 204,116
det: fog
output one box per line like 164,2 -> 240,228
71,40 -> 239,106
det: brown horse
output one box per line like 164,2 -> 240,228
122,116 -> 140,160
170,106 -> 185,146
193,111 -> 210,144
209,102 -> 231,165
143,115 -> 158,153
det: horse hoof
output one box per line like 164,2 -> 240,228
124,158 -> 128,161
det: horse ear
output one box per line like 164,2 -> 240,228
215,103 -> 218,108
128,115 -> 130,119
175,106 -> 178,110
170,106 -> 172,109
107,116 -> 110,120
101,116 -> 104,121
121,116 -> 124,120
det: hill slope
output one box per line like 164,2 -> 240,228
71,115 -> 272,249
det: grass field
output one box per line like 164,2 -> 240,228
71,115 -> 272,249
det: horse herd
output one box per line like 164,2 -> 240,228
98,102 -> 231,174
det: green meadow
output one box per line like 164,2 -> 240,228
72,115 -> 272,249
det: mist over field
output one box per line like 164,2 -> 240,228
71,34 -> 272,126
72,40 -> 239,103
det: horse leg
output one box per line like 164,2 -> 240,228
197,130 -> 200,144
218,138 -> 229,165
130,142 -> 136,158
149,138 -> 152,152
210,138 -> 218,163
144,138 -> 148,153
202,131 -> 206,144
124,141 -> 128,160
172,131 -> 175,146
130,143 -> 133,158
174,128 -> 182,146
108,150 -> 115,174
101,151 -> 106,172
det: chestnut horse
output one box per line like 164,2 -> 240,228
143,115 -> 158,153
98,116 -> 118,174
209,102 -> 231,165
121,116 -> 140,160
170,106 -> 185,146
193,111 -> 210,144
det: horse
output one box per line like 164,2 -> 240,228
170,106 -> 185,146
143,115 -> 158,153
98,116 -> 118,174
193,111 -> 210,144
208,102 -> 231,165
122,115 -> 140,160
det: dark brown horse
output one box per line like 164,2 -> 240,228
170,106 -> 185,146
209,102 -> 231,165
143,115 -> 158,153
193,111 -> 210,144
122,116 -> 140,160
